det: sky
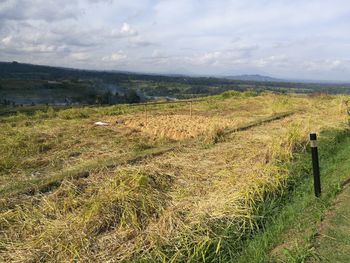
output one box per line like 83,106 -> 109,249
1,0 -> 350,81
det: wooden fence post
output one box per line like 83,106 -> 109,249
310,133 -> 321,197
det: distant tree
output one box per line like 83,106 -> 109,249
114,92 -> 120,102
94,91 -> 113,105
125,90 -> 140,104
86,93 -> 98,104
5,99 -> 8,106
102,91 -> 113,104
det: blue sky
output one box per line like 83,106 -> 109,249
1,0 -> 350,80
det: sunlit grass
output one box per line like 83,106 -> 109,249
0,92 -> 349,262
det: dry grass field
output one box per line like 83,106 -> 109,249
0,92 -> 349,262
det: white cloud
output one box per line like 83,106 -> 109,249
0,0 -> 79,22
191,52 -> 222,66
255,55 -> 289,68
120,23 -> 136,35
102,51 -> 127,62
303,59 -> 350,72
111,22 -> 138,37
129,38 -> 155,47
70,52 -> 90,61
1,35 -> 12,46
22,45 -> 55,53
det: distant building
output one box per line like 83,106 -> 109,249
47,81 -> 62,84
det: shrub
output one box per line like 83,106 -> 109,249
132,138 -> 154,152
242,90 -> 259,97
57,108 -> 94,119
220,90 -> 242,99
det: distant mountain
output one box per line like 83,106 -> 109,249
224,74 -> 283,82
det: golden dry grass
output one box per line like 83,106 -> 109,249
0,93 -> 349,262
107,95 -> 296,141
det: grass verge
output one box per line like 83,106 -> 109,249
311,182 -> 350,262
234,127 -> 350,262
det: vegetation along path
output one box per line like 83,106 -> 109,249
312,177 -> 350,262
235,128 -> 350,262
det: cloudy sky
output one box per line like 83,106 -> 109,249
1,0 -> 350,80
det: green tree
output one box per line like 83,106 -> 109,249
125,90 -> 140,104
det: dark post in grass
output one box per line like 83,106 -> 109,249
310,133 -> 321,197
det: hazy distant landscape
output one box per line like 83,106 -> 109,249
2,61 -> 350,108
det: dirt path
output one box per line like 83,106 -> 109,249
312,182 -> 350,262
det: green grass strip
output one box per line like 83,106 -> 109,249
235,128 -> 350,262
